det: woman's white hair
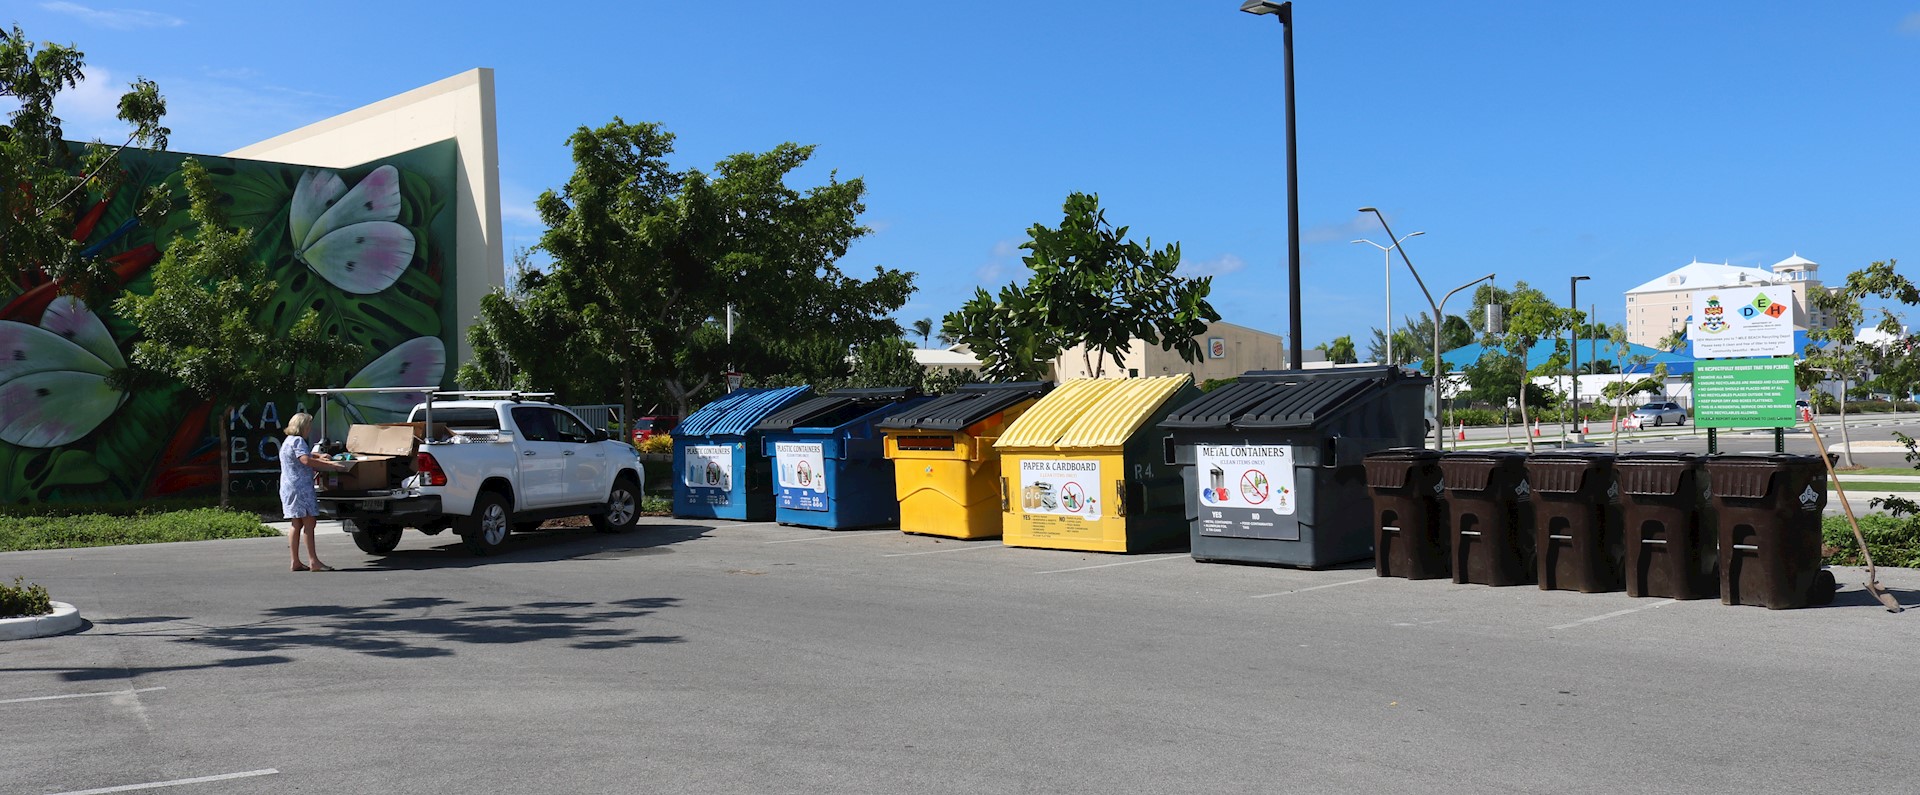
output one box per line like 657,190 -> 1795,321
285,412 -> 314,438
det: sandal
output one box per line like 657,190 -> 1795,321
290,563 -> 310,572
309,563 -> 337,572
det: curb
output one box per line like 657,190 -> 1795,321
0,601 -> 83,641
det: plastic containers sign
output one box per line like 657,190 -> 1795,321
683,444 -> 735,504
774,441 -> 828,512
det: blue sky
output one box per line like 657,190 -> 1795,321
14,1 -> 1920,350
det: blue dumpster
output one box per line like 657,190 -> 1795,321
673,386 -> 813,520
756,388 -> 934,529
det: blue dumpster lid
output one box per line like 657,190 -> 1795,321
1162,369 -> 1393,430
875,381 -> 1052,432
674,386 -> 813,437
754,387 -> 924,432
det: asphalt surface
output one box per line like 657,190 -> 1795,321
4,520 -> 1917,795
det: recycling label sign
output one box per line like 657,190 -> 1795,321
1695,359 -> 1797,428
1691,286 -> 1796,358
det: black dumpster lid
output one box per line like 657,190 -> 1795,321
753,387 -> 924,432
1527,451 -> 1617,463
875,381 -> 1052,432
1160,377 -> 1368,429
1365,447 -> 1443,462
1707,453 -> 1821,464
1617,451 -> 1700,463
1442,450 -> 1529,462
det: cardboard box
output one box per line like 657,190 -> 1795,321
322,424 -> 427,492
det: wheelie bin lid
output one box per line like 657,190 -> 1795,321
1527,451 -> 1618,462
674,386 -> 813,438
1160,366 -> 1414,430
998,375 -> 1193,450
1617,451 -> 1700,463
754,387 -> 923,432
1365,447 -> 1443,462
876,381 -> 1052,432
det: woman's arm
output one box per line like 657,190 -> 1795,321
297,453 -> 346,472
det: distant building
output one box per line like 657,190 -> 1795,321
1051,321 -> 1321,383
912,345 -> 986,376
1624,255 -> 1829,348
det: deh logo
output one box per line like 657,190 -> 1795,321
1799,485 -> 1820,509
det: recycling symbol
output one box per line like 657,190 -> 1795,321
1433,479 -> 1446,495
1607,482 -> 1620,503
1515,479 -> 1531,499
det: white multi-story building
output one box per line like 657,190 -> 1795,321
1623,254 -> 1828,348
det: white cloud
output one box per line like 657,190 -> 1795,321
1179,253 -> 1247,278
40,2 -> 185,30
1902,12 -> 1920,36
974,239 -> 1023,284
160,75 -> 341,153
51,66 -> 129,142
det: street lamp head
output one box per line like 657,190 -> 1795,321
1572,275 -> 1591,282
1405,231 -> 1425,239
1357,206 -> 1378,214
1240,0 -> 1291,22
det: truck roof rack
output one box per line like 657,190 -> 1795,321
431,390 -> 557,403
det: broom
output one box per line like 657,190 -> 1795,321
1805,416 -> 1905,612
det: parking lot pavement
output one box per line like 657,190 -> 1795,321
5,519 -> 1918,795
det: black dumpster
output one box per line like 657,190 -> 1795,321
1440,451 -> 1533,586
1364,448 -> 1448,580
1616,452 -> 1715,600
1527,452 -> 1622,593
1705,454 -> 1837,609
1162,366 -> 1430,568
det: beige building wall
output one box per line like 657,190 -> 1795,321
1624,258 -> 1827,348
226,69 -> 505,369
1052,321 -> 1317,382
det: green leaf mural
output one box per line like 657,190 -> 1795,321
0,141 -> 458,504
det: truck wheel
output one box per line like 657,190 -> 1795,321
460,492 -> 513,555
348,521 -> 404,555
590,476 -> 641,533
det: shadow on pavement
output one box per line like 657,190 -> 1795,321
163,595 -> 688,659
1819,585 -> 1920,610
3,654 -> 293,682
359,523 -> 713,570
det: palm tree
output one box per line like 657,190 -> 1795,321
911,318 -> 933,348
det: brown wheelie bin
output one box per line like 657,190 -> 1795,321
1616,453 -> 1716,599
1440,451 -> 1533,586
1705,454 -> 1837,609
1527,452 -> 1623,593
1365,448 -> 1448,580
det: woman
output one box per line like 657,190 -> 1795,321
281,412 -> 349,572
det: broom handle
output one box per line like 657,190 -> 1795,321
1806,416 -> 1878,581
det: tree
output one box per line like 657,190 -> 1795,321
1804,283 -> 1875,467
2,25 -> 171,302
1316,335 -> 1357,364
475,119 -> 914,419
115,159 -> 358,507
1601,323 -> 1664,453
1368,312 -> 1472,369
1477,281 -> 1570,453
847,338 -> 928,389
910,318 -> 933,349
947,193 -> 1218,382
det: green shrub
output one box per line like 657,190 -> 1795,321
1,577 -> 53,618
0,494 -> 278,519
641,495 -> 672,516
1199,378 -> 1238,393
1822,513 -> 1920,568
0,508 -> 280,552
636,433 -> 674,455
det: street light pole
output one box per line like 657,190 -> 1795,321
1568,275 -> 1590,445
1359,206 -> 1492,450
1241,1 -> 1302,369
1352,231 -> 1424,365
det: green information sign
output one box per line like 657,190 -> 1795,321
1694,358 -> 1797,428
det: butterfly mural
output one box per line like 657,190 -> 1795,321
320,336 -> 447,439
290,165 -> 417,295
0,298 -> 129,448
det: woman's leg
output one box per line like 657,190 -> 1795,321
290,518 -> 307,569
301,517 -> 325,569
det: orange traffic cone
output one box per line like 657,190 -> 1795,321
1457,421 -> 1467,441
1580,418 -> 1590,435
1531,420 -> 1541,437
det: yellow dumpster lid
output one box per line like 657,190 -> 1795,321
996,375 -> 1192,450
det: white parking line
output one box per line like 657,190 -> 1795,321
763,531 -> 894,544
1249,577 -> 1376,599
1549,599 -> 1679,630
46,769 -> 279,795
0,686 -> 165,705
882,544 -> 1006,557
1034,554 -> 1188,574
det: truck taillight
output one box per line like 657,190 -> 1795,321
415,452 -> 448,486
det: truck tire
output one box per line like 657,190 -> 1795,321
348,521 -> 404,555
460,492 -> 513,555
590,476 -> 641,533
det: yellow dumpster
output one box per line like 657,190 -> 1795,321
878,382 -> 1053,539
997,375 -> 1201,553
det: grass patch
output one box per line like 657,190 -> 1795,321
1825,481 -> 1920,493
0,495 -> 280,519
641,495 -> 672,516
0,508 -> 281,552
1829,467 -> 1920,478
1823,514 -> 1920,568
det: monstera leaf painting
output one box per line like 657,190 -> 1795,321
321,336 -> 447,437
0,298 -> 128,448
291,165 -> 417,295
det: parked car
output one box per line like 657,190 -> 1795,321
314,391 -> 645,556
1632,401 -> 1688,427
631,415 -> 680,445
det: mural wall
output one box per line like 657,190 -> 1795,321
0,141 -> 459,504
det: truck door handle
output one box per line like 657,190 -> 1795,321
523,450 -> 536,456
563,450 -> 574,456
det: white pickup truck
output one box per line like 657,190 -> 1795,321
310,389 -> 645,556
